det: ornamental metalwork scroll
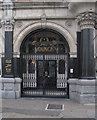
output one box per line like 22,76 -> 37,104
32,37 -> 57,53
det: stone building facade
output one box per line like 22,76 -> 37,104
0,0 -> 97,104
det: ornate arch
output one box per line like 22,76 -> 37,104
14,21 -> 76,55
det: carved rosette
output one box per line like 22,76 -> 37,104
65,20 -> 72,28
1,19 -> 15,31
77,11 -> 97,30
16,21 -> 23,28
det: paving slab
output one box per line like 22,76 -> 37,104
0,98 -> 96,119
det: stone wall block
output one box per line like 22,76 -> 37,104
80,86 -> 95,94
0,78 -> 22,99
15,91 -> 21,98
0,83 -> 4,90
76,84 -> 80,93
4,83 -> 14,91
69,84 -> 76,92
79,94 -> 96,104
15,78 -> 22,92
2,91 -> 15,99
15,83 -> 20,91
68,79 -> 97,104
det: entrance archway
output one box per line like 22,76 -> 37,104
20,28 -> 70,97
14,22 -> 76,54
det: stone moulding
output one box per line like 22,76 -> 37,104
13,21 -> 76,55
0,77 -> 22,83
68,79 -> 97,85
13,1 -> 69,9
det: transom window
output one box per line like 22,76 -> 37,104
21,29 -> 67,54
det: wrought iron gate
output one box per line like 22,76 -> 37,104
21,54 -> 68,97
20,28 -> 70,97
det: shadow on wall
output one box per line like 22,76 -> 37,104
96,1 -> 97,78
0,60 -> 1,77
96,56 -> 97,79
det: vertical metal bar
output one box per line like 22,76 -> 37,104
35,60 -> 36,87
43,54 -> 45,95
27,60 -> 29,77
57,60 -> 58,88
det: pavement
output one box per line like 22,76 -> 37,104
0,97 -> 96,119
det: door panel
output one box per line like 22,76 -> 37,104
37,60 -> 56,89
45,61 -> 56,88
37,61 -> 44,88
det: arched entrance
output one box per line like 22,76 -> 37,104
20,28 -> 70,97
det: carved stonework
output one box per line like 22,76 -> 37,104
65,20 -> 72,28
41,13 -> 47,29
77,11 -> 97,30
16,21 -> 23,28
3,0 -> 13,20
1,19 -> 15,31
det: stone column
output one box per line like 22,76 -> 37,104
68,11 -> 97,104
77,11 -> 96,79
1,0 -> 15,77
0,0 -> 22,99
1,19 -> 15,77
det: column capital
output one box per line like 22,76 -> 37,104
77,11 -> 97,30
1,19 -> 15,31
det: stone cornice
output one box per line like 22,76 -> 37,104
0,1 -> 69,9
77,11 -> 97,30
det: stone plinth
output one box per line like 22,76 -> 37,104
68,79 -> 97,104
0,77 -> 22,99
